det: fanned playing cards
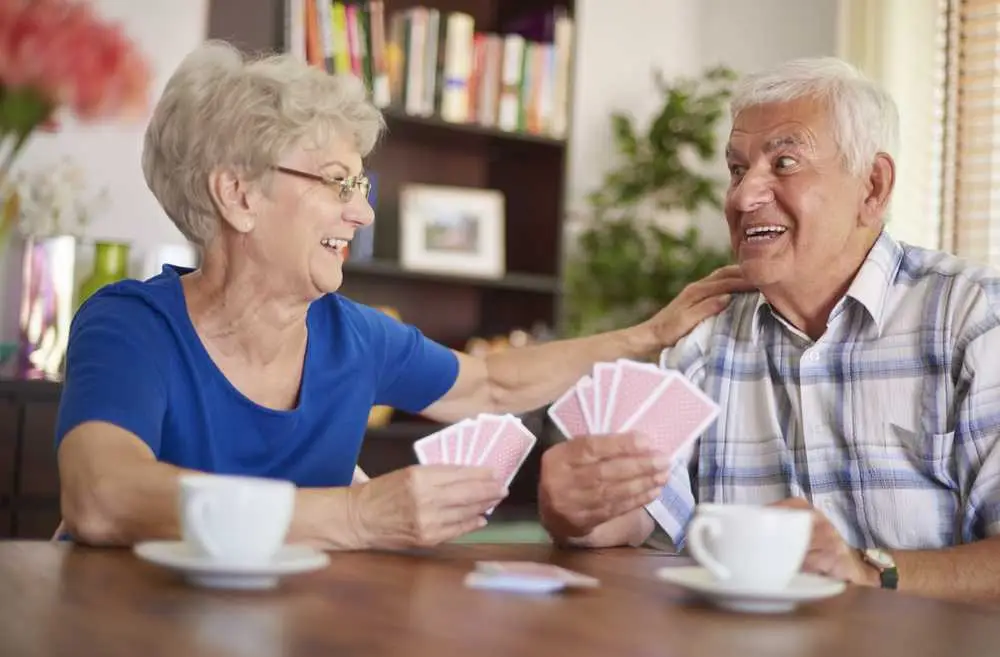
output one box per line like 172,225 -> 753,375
547,358 -> 720,461
413,413 -> 538,493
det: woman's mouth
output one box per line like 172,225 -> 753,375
321,237 -> 350,256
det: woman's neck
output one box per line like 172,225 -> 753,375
181,250 -> 310,366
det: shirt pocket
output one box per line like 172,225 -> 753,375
855,423 -> 959,549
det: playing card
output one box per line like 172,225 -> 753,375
475,561 -> 600,588
548,379 -> 590,439
575,375 -> 597,434
413,431 -> 446,464
604,359 -> 672,433
478,415 -> 537,487
439,426 -> 461,464
451,419 -> 474,464
470,413 -> 506,465
619,371 -> 719,458
592,362 -> 616,434
459,419 -> 479,464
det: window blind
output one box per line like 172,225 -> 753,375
939,0 -> 1000,264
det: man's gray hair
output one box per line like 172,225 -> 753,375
730,57 -> 899,177
142,40 -> 385,246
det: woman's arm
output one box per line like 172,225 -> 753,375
59,421 -> 368,549
59,421 -> 504,550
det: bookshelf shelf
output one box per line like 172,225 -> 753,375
381,107 -> 566,146
344,258 -> 561,293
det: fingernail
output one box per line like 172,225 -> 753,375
478,517 -> 488,528
718,294 -> 731,305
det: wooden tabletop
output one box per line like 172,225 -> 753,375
1,541 -> 998,657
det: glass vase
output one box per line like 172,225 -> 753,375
77,241 -> 130,308
17,234 -> 77,380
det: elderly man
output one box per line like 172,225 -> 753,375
539,57 -> 1000,603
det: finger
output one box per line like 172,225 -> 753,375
598,472 -> 668,509
426,475 -> 509,508
585,486 -> 663,527
588,451 -> 671,483
571,432 -> 656,464
701,264 -> 744,281
417,465 -> 505,487
431,514 -> 490,545
688,275 -> 755,302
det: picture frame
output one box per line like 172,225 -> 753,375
399,184 -> 506,279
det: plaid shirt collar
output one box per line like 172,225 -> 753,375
748,229 -> 904,345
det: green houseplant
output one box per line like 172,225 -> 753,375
563,66 -> 737,337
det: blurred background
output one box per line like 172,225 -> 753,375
0,0 -> 982,541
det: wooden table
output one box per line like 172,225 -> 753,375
1,541 -> 998,656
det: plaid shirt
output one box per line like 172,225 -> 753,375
650,231 -> 1000,551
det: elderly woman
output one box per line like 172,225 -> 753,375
55,41 -> 747,550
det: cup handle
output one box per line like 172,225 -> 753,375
686,516 -> 730,581
187,493 -> 222,557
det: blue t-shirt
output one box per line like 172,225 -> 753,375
54,266 -> 459,488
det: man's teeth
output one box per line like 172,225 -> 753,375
744,225 -> 787,240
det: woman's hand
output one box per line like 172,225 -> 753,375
348,465 -> 507,549
641,265 -> 752,348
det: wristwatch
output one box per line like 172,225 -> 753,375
861,547 -> 898,590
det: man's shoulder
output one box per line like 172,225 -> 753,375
895,241 -> 1000,321
660,292 -> 757,369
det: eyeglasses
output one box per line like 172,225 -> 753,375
271,165 -> 372,203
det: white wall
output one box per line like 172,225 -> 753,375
567,0 -> 840,249
0,0 -> 207,343
11,0 -> 209,254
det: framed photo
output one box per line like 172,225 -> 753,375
399,184 -> 506,279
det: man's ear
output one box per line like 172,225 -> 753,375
860,152 -> 895,227
208,167 -> 256,234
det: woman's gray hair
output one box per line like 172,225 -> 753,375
142,40 -> 385,246
730,57 -> 899,177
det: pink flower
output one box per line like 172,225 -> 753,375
0,0 -> 151,124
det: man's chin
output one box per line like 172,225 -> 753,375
737,259 -> 784,288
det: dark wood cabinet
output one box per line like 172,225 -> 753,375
0,378 -> 61,539
0,374 -> 545,539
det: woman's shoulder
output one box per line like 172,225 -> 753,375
73,265 -> 189,336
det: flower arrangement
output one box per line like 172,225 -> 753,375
0,0 -> 150,243
4,156 -> 109,237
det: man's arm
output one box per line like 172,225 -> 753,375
890,539 -> 1000,603
59,421 -> 366,549
422,266 -> 746,423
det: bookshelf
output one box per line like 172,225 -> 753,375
206,0 -> 576,514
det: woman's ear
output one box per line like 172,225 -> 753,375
208,167 -> 255,233
861,152 -> 895,227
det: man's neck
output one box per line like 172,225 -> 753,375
761,232 -> 880,341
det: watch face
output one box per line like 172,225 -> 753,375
865,548 -> 894,568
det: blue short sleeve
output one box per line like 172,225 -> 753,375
55,294 -> 168,454
358,305 -> 458,413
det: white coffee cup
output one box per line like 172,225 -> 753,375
178,474 -> 296,566
686,503 -> 813,591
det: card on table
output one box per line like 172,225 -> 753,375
413,413 -> 538,490
474,561 -> 600,588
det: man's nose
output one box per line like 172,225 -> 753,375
730,168 -> 775,214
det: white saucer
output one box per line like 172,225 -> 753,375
134,541 -> 330,590
655,566 -> 846,614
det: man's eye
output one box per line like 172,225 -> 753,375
728,164 -> 746,178
775,156 -> 797,170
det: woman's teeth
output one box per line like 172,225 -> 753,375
321,237 -> 349,253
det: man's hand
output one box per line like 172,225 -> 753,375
539,433 -> 670,541
770,498 -> 879,586
638,265 -> 752,349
